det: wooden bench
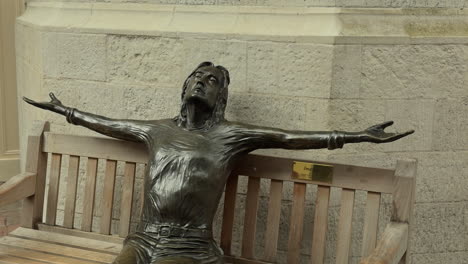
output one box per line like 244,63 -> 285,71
0,121 -> 417,264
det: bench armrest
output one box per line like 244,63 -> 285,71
0,172 -> 36,207
360,222 -> 408,264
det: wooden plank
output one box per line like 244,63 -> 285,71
391,159 -> 417,264
43,133 -> 394,193
22,121 -> 49,229
335,189 -> 355,264
391,160 -> 417,223
100,160 -> 117,235
263,180 -> 283,262
0,244 -> 103,264
62,156 -> 80,229
234,155 -> 395,194
0,172 -> 35,207
43,133 -> 148,164
361,222 -> 408,264
0,251 -> 51,264
0,236 -> 115,263
224,256 -> 272,264
119,162 -> 136,238
287,183 -> 307,264
81,158 -> 98,232
220,173 -> 239,256
361,192 -> 381,258
45,154 -> 62,226
38,224 -> 124,245
311,185 -> 331,264
9,227 -> 121,254
241,177 -> 261,259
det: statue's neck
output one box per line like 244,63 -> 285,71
185,101 -> 213,130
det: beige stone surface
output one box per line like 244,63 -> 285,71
27,0 -> 468,8
15,2 -> 468,264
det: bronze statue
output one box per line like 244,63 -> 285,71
24,62 -> 413,264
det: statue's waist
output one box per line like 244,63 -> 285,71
137,222 -> 213,239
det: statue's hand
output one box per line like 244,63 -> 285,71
23,92 -> 69,115
362,121 -> 414,143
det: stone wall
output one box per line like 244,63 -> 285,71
27,0 -> 468,8
16,2 -> 468,264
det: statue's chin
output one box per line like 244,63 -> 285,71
185,96 -> 214,112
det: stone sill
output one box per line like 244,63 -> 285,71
19,1 -> 468,44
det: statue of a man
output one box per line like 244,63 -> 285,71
24,61 -> 413,264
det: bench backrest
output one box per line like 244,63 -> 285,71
22,121 -> 417,264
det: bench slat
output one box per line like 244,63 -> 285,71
0,244 -> 103,264
311,185 -> 331,264
100,160 -> 117,235
361,191 -> 381,257
335,189 -> 355,264
119,162 -> 136,238
9,227 -> 121,254
241,177 -> 260,259
263,180 -> 283,262
38,224 -> 124,244
45,154 -> 62,226
43,133 -> 147,164
224,255 -> 272,264
81,158 -> 98,232
63,156 -> 80,229
0,250 -> 51,264
220,173 -> 239,256
0,236 -> 115,263
235,155 -> 394,194
287,183 -> 307,264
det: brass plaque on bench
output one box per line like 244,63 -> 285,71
292,161 -> 333,183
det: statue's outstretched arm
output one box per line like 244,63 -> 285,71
241,121 -> 414,151
23,93 -> 149,143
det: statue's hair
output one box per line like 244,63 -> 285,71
174,62 -> 230,130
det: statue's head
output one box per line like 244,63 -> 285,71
175,62 -> 230,129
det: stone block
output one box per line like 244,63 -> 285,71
42,33 -> 106,81
246,42 -> 281,95
361,45 -> 467,99
178,0 -> 216,4
122,85 -> 181,120
276,44 -> 332,98
384,99 -> 434,152
432,99 -> 468,151
412,202 -> 465,253
411,252 -> 467,264
414,151 -> 468,203
226,92 -> 309,130
336,0 -> 364,7
331,45 -> 361,99
17,24 -> 43,71
304,98 -> 329,131
183,39 -> 248,93
107,35 -> 184,87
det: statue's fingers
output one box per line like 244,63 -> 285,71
385,130 -> 414,142
49,92 -> 58,101
378,121 -> 394,129
23,96 -> 38,105
402,130 -> 415,136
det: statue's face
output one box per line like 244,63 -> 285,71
183,66 -> 225,109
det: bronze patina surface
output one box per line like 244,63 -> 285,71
24,61 -> 413,264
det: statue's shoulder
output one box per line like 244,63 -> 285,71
217,120 -> 254,133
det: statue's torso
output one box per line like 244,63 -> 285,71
140,120 -> 247,229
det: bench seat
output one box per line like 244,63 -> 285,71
0,227 -> 120,264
